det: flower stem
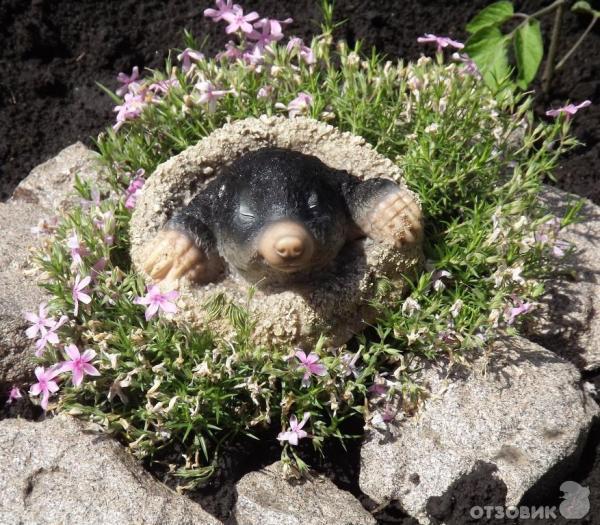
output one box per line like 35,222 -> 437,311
541,1 -> 566,94
555,14 -> 599,71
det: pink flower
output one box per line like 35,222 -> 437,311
125,171 -> 146,209
177,48 -> 205,72
277,412 -> 310,445
134,285 -> 179,321
243,45 -> 265,66
340,350 -> 361,378
149,78 -> 180,94
113,92 -> 147,131
34,315 -> 68,357
249,18 -> 289,47
24,303 -> 54,339
295,350 -> 327,387
29,366 -> 61,411
279,92 -> 313,118
194,81 -> 235,113
222,7 -> 259,34
257,85 -> 273,99
116,66 -> 140,96
6,386 -> 23,404
254,17 -> 293,41
60,344 -> 100,387
371,405 -> 398,429
204,0 -> 241,22
217,41 -> 245,61
417,34 -> 464,53
546,100 -> 591,119
72,274 -> 92,316
451,52 -> 480,77
505,298 -> 534,325
67,233 -> 89,266
94,210 -> 115,245
286,37 -> 316,65
368,382 -> 389,398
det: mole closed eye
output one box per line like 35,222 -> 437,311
239,204 -> 255,219
308,193 -> 319,209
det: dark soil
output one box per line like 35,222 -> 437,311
1,0 -> 599,202
1,1 -> 599,523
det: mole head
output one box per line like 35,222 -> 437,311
218,148 -> 349,283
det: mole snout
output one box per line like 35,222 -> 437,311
258,220 -> 315,272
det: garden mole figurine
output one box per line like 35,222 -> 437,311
142,147 -> 422,287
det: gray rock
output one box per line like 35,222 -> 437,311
0,415 -> 220,525
11,141 -> 103,212
0,143 -> 103,391
0,201 -> 49,390
233,461 -> 376,525
528,186 -> 600,371
359,336 -> 598,525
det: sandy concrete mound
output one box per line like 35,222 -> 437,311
130,116 -> 422,347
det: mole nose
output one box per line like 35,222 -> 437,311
274,236 -> 305,259
257,220 -> 315,271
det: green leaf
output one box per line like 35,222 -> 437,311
466,1 -> 514,34
571,1 -> 593,14
514,20 -> 544,89
465,26 -> 512,90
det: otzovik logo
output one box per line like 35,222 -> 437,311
559,481 -> 590,519
469,481 -> 590,520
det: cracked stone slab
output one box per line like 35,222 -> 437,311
233,461 -> 376,525
527,186 -> 600,371
0,415 -> 220,525
359,336 -> 598,525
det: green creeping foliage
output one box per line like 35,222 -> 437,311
29,16 -> 582,488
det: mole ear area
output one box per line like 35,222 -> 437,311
344,177 -> 423,247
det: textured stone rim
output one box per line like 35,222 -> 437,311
130,116 -> 422,346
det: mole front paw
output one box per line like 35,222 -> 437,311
142,229 -> 211,285
365,189 -> 423,247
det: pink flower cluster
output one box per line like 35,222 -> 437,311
24,302 -> 101,410
25,303 -> 68,357
124,169 -> 146,209
113,66 -> 180,131
28,345 -> 100,410
205,0 -> 314,71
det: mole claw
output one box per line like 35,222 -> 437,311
141,229 -> 209,285
365,189 -> 422,247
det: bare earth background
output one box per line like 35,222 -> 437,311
0,0 -> 599,202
